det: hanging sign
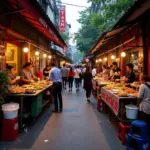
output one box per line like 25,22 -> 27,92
59,5 -> 66,32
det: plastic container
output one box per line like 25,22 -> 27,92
2,103 -> 19,119
125,105 -> 138,119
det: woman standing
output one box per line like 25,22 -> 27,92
68,67 -> 74,92
7,65 -> 19,85
83,66 -> 93,102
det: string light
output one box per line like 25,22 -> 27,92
35,51 -> 39,56
121,52 -> 126,57
111,55 -> 115,60
23,47 -> 29,53
104,57 -> 107,61
43,54 -> 47,58
99,59 -> 102,62
48,55 -> 52,59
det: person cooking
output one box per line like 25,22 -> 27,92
111,62 -> 121,80
20,62 -> 38,84
122,63 -> 135,83
7,65 -> 19,85
100,65 -> 108,77
43,65 -> 51,80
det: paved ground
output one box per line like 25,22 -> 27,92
0,87 -> 125,150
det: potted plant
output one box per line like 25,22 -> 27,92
0,71 -> 9,138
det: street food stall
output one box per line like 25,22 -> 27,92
7,81 -> 53,130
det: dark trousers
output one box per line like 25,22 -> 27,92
68,76 -> 73,89
139,111 -> 150,136
52,82 -> 63,110
85,88 -> 92,98
75,78 -> 80,89
62,77 -> 67,88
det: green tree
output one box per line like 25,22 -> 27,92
75,0 -> 136,55
60,32 -> 70,41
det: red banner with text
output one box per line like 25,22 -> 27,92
59,5 -> 66,32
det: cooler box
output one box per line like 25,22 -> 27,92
31,94 -> 42,117
2,117 -> 19,141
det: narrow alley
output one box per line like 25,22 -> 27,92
0,88 -> 125,150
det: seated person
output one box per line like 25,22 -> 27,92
7,65 -> 19,85
111,62 -> 121,80
20,62 -> 38,84
122,63 -> 135,83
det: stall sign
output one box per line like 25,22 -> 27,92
59,5 -> 66,32
101,88 -> 119,115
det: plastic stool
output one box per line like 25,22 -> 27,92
2,117 -> 19,141
118,122 -> 131,144
131,120 -> 148,139
126,133 -> 150,150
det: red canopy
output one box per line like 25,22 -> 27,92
8,0 -> 66,48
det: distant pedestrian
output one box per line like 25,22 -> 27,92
49,62 -> 63,112
61,64 -> 68,89
83,66 -> 93,102
68,66 -> 74,92
74,66 -> 81,92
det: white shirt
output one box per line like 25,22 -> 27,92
74,69 -> 81,79
92,68 -> 96,77
83,68 -> 86,73
138,82 -> 150,114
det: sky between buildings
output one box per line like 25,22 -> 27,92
62,0 -> 90,45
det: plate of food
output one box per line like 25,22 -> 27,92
25,89 -> 36,94
128,93 -> 138,97
118,92 -> 128,97
9,87 -> 25,94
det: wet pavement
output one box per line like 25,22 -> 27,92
0,87 -> 125,150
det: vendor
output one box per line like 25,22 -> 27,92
138,75 -> 150,135
20,62 -> 38,84
100,65 -> 108,76
43,65 -> 51,80
122,63 -> 135,83
111,62 -> 121,80
7,65 -> 19,85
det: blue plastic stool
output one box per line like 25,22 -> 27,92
126,133 -> 150,150
130,120 -> 148,139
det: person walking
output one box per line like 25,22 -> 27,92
49,62 -> 63,112
83,66 -> 93,102
68,66 -> 74,92
74,66 -> 81,92
61,64 -> 68,89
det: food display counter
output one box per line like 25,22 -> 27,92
7,81 -> 53,129
93,76 -> 138,123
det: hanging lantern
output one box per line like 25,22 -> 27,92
23,47 -> 29,53
96,60 -> 98,63
48,55 -> 52,59
104,57 -> 107,61
99,59 -> 102,62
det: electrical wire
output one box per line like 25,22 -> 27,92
55,0 -> 88,8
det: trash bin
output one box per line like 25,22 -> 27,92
1,103 -> 19,141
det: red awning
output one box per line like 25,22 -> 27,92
8,0 -> 66,48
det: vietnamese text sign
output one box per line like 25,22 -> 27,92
59,5 -> 66,32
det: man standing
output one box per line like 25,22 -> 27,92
50,62 -> 63,112
61,64 -> 68,89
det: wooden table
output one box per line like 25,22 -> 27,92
8,84 -> 52,129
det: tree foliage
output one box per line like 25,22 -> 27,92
75,0 -> 135,54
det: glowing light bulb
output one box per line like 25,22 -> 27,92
35,51 -> 39,56
111,55 -> 115,59
99,59 -> 102,62
23,47 -> 29,53
104,57 -> 107,61
121,52 -> 126,57
48,55 -> 52,59
43,54 -> 47,58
